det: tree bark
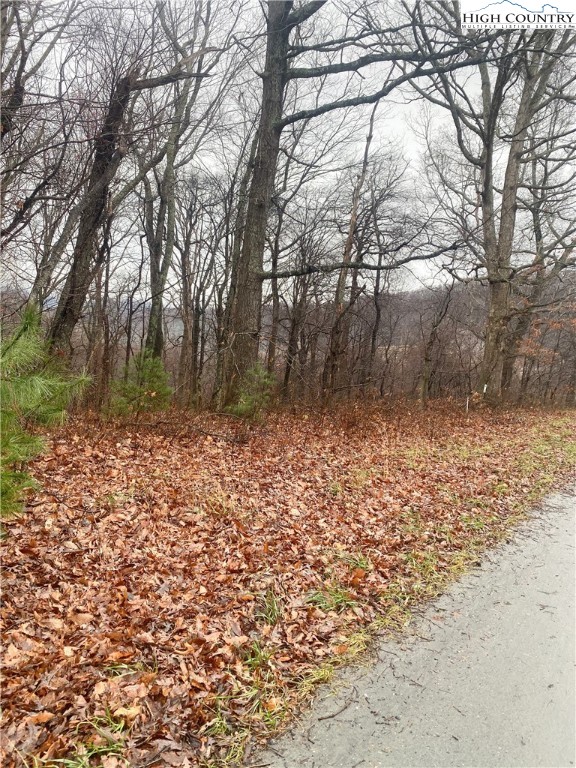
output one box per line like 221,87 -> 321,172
478,31 -> 565,401
225,1 -> 295,401
48,74 -> 134,352
418,285 -> 453,406
213,131 -> 258,406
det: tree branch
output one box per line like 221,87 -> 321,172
278,54 -> 496,129
287,1 -> 327,29
258,243 -> 462,279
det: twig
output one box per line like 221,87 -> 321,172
193,426 -> 244,444
245,763 -> 273,768
317,699 -> 353,721
135,747 -> 168,768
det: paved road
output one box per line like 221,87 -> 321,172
252,489 -> 576,768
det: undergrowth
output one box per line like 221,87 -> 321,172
0,307 -> 87,519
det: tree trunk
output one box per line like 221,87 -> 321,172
86,230 -> 113,409
213,133 -> 258,406
479,280 -> 509,400
48,74 -> 134,351
322,104 -> 376,396
177,232 -> 195,407
418,285 -> 452,407
266,211 -> 283,375
47,54 -> 208,354
478,32 -> 558,401
143,121 -> 179,359
225,2 -> 293,402
282,278 -> 308,398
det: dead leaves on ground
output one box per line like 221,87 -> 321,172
1,404 -> 575,766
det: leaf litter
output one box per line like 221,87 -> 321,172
1,403 -> 575,767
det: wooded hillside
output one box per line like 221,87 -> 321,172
2,1 -> 575,406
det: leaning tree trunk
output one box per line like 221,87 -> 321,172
48,75 -> 134,352
47,59 -> 207,355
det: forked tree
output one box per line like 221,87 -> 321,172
223,0 -> 500,402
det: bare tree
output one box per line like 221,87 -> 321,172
414,9 -> 576,400
46,3 -> 215,352
322,103 -> 377,395
224,0 -> 498,401
138,0 -> 239,359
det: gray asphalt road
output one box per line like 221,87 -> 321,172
251,489 -> 576,768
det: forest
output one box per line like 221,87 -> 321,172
1,2 -> 576,767
2,0 -> 575,407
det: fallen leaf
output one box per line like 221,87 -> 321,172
113,705 -> 141,720
27,711 -> 55,724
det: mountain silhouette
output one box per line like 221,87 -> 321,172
475,1 -> 563,12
